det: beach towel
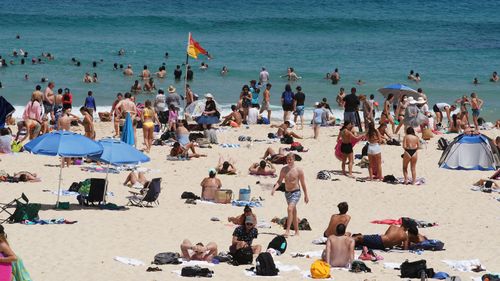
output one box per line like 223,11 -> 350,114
312,237 -> 327,245
396,177 -> 426,185
12,257 -> 32,281
232,200 -> 262,208
167,155 -> 190,161
220,143 -> 241,148
80,166 -> 120,174
301,270 -> 335,280
22,218 -> 77,225
442,259 -> 483,272
334,138 -> 360,161
383,262 -> 400,270
114,256 -> 145,266
181,260 -> 215,267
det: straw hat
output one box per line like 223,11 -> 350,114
168,85 -> 176,93
407,96 -> 417,104
205,93 -> 214,99
417,97 -> 426,104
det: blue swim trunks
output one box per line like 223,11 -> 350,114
295,105 -> 305,116
472,109 -> 480,117
362,234 -> 385,250
285,189 -> 301,205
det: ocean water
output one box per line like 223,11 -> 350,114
1,0 -> 499,120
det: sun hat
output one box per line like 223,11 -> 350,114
407,96 -> 417,104
417,97 -> 426,104
168,85 -> 176,93
205,93 -> 214,99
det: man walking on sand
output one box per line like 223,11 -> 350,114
272,153 -> 309,237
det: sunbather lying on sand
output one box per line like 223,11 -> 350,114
170,142 -> 206,159
228,205 -> 257,225
473,179 -> 498,189
249,160 -> 276,176
180,240 -> 218,262
216,155 -> 237,175
0,171 -> 40,182
352,217 -> 418,250
262,147 -> 301,164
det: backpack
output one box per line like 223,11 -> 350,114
280,135 -> 293,144
438,137 -> 449,150
255,252 -> 279,276
181,266 -> 213,277
400,259 -> 427,278
310,259 -> 331,279
410,239 -> 445,251
283,92 -> 294,105
267,235 -> 287,254
350,260 -> 371,273
181,191 -> 200,200
153,252 -> 181,265
232,247 -> 253,265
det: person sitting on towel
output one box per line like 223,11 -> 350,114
230,216 -> 262,255
123,171 -> 148,188
322,224 -> 354,268
200,169 -> 222,201
271,121 -> 302,139
180,240 -> 218,262
228,205 -> 257,225
248,160 -> 276,176
323,202 -> 351,237
352,217 -> 416,250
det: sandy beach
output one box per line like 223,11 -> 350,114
1,121 -> 499,281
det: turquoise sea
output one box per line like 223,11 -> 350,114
1,0 -> 499,120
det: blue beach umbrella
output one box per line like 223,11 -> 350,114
121,112 -> 134,146
378,83 -> 419,100
90,138 -> 150,202
24,131 -> 103,206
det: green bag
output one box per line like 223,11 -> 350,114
78,179 -> 91,196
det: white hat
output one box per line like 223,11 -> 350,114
205,93 -> 214,99
315,102 -> 320,106
168,85 -> 176,93
417,97 -> 426,104
407,96 -> 417,105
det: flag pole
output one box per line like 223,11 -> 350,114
183,32 -> 190,117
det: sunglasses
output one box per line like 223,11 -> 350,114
245,223 -> 254,226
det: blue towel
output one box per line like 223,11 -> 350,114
232,200 -> 262,207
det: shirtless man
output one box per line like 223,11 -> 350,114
185,84 -> 194,108
470,92 -> 484,130
43,82 -> 55,122
249,160 -> 276,176
221,105 -> 242,127
200,169 -> 222,201
180,240 -> 218,262
259,83 -> 272,121
323,224 -> 354,268
141,65 -> 150,80
323,202 -> 351,237
170,142 -> 206,159
272,153 -> 309,237
272,121 -> 302,139
353,217 -> 416,250
116,92 -> 137,125
123,64 -> 133,76
32,85 -> 43,103
261,147 -> 300,164
57,108 -> 79,131
110,93 -> 123,137
228,205 -> 257,225
336,88 -> 345,108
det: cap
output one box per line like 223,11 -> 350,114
245,216 -> 254,224
208,168 -> 216,175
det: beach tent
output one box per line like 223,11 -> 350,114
438,134 -> 500,170
0,96 -> 15,128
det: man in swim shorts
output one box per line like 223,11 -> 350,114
352,217 -> 417,250
272,153 -> 309,237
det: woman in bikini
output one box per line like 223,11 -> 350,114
367,122 -> 383,181
394,95 -> 408,134
141,100 -> 158,153
381,94 -> 395,134
0,225 -> 17,281
338,121 -> 364,177
402,127 -> 420,185
80,107 -> 95,139
448,114 -> 462,133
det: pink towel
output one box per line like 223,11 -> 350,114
370,218 -> 402,225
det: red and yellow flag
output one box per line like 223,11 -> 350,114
187,33 -> 208,59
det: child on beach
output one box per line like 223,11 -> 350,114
168,104 -> 178,132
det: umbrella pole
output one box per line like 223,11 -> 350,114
103,163 -> 110,203
56,157 -> 63,208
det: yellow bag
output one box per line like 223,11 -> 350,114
11,141 -> 23,153
310,259 -> 331,279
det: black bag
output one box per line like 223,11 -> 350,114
400,259 -> 427,278
189,133 -> 204,142
232,247 -> 253,265
350,260 -> 371,273
267,235 -> 287,254
280,135 -> 293,144
267,133 -> 276,139
438,137 -> 449,150
383,174 -> 398,183
181,266 -> 213,277
181,191 -> 200,200
161,131 -> 175,141
255,252 -> 279,276
69,182 -> 81,192
153,252 -> 181,265
361,143 -> 369,157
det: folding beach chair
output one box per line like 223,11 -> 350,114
127,178 -> 162,207
80,178 -> 106,206
0,193 -> 29,224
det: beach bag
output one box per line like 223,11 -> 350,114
267,235 -> 287,254
232,247 -> 253,265
350,260 -> 371,273
290,142 -> 304,152
215,189 -> 233,204
317,170 -> 331,180
181,191 -> 200,200
256,252 -> 279,276
11,141 -> 23,153
153,252 -> 181,265
437,137 -> 449,150
383,175 -> 398,184
400,259 -> 427,278
280,135 -> 293,144
310,259 -> 331,279
410,239 -> 444,251
181,266 -> 213,277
